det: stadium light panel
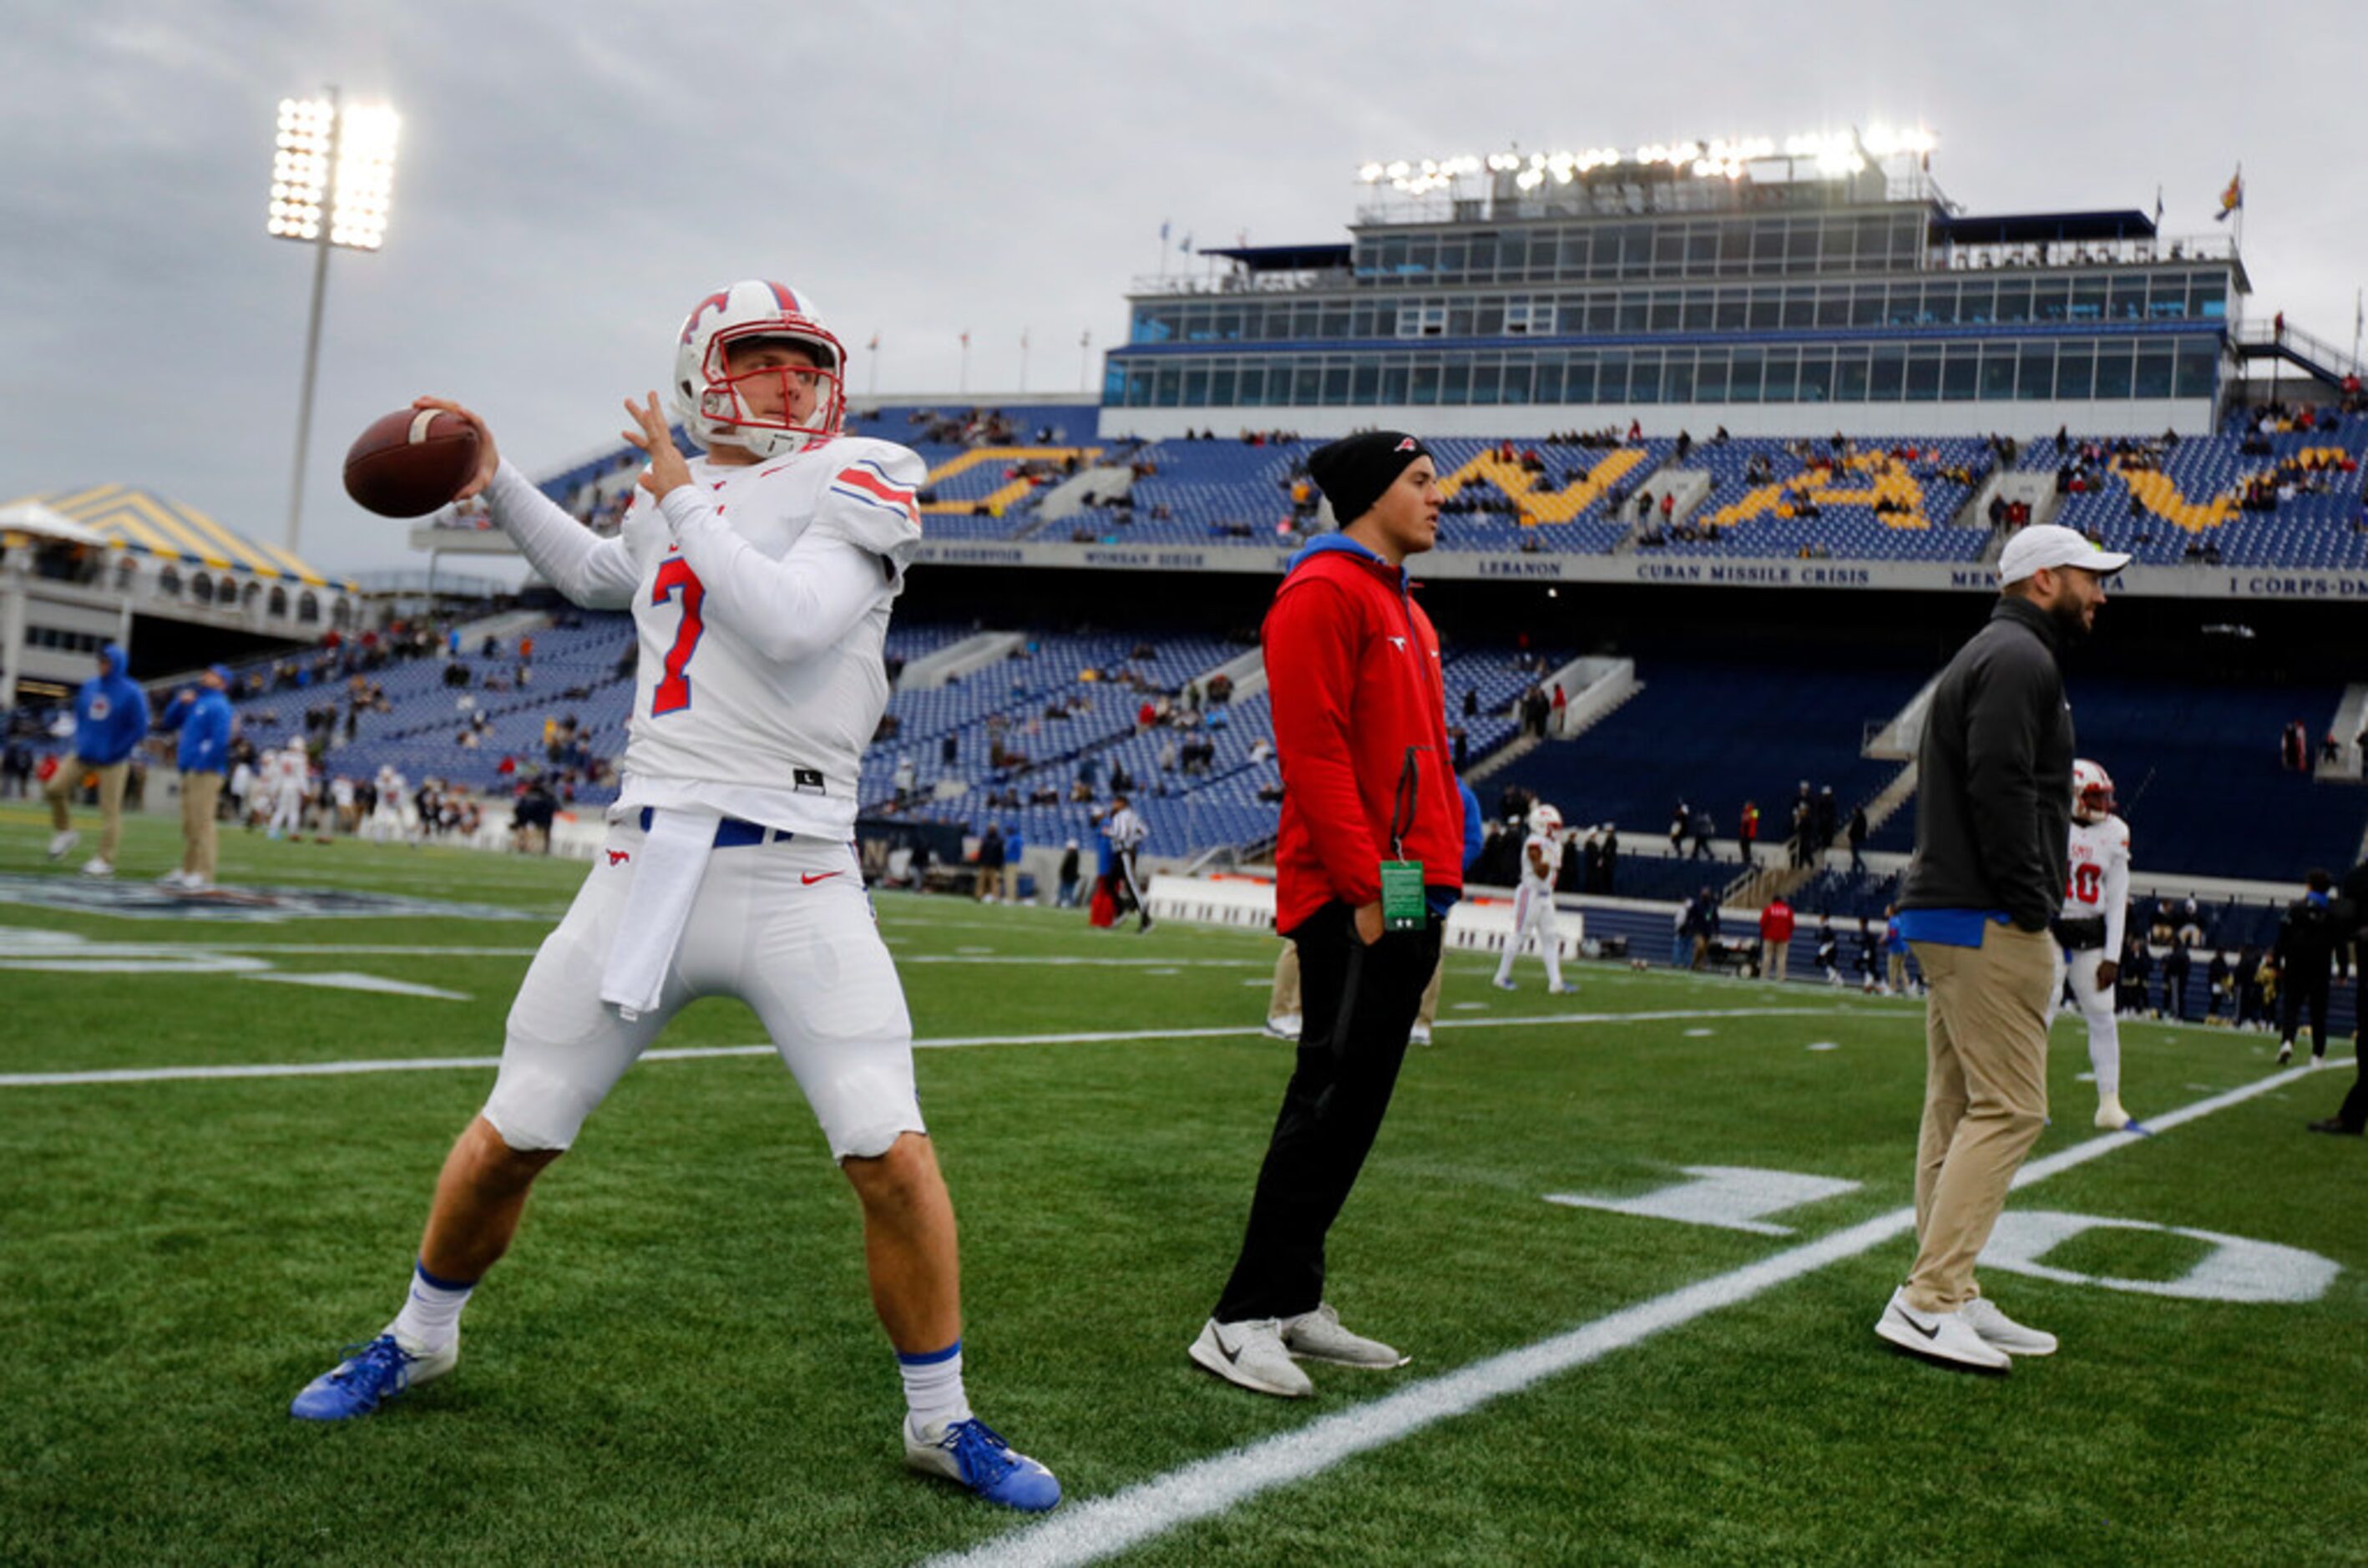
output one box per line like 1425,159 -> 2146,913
265,96 -> 399,251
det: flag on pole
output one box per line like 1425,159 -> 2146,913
959,330 -> 970,348
1179,231 -> 1193,254
868,331 -> 881,352
1158,220 -> 1170,243
2152,185 -> 2163,227
2214,166 -> 2243,222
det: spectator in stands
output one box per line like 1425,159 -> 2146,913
1688,807 -> 1715,861
892,754 -> 916,807
2116,932 -> 2153,1016
1668,797 -> 1689,854
2272,870 -> 2345,1066
1846,807 -> 1869,873
1738,800 -> 1759,862
1815,918 -> 1841,984
1056,839 -> 1081,908
1598,822 -> 1619,895
1814,787 -> 1839,857
1758,895 -> 1794,982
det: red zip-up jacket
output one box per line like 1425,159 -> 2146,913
1263,537 -> 1465,933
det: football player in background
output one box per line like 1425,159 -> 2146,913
1492,802 -> 1576,994
286,281 -> 1057,1512
266,737 -> 310,840
2055,760 -> 2143,1130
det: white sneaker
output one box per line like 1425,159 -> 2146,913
1281,1302 -> 1408,1368
47,828 -> 79,860
183,875 -> 215,893
1263,1014 -> 1302,1042
1409,1023 -> 1433,1046
2277,1042 -> 2293,1065
156,868 -> 191,888
1550,983 -> 1579,994
1189,1317 -> 1313,1398
79,857 -> 114,878
1875,1287 -> 2011,1372
1961,1294 -> 2057,1358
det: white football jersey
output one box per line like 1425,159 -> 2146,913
1520,832 -> 1563,892
1106,805 -> 1149,852
2061,813 -> 2131,952
613,438 -> 923,838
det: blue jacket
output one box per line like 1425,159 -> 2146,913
73,644 -> 149,766
157,686 -> 235,773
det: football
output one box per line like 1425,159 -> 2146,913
342,407 -> 483,518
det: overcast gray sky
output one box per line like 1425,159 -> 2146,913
5,0 -> 2363,575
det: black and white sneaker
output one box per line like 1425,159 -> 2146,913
1189,1317 -> 1313,1398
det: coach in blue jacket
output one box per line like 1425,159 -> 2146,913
43,642 -> 149,877
154,664 -> 235,892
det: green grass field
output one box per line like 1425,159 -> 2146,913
2,807 -> 2362,1565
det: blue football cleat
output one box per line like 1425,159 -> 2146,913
290,1333 -> 455,1421
905,1416 -> 1061,1511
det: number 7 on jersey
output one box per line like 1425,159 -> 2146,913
650,555 -> 706,716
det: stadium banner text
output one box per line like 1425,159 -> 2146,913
906,542 -> 2368,600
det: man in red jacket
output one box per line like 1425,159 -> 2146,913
1759,895 -> 1796,983
1191,430 -> 1461,1399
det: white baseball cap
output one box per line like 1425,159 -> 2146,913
1997,524 -> 2131,584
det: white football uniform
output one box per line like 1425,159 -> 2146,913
269,750 -> 309,834
1493,832 -> 1566,990
478,438 -> 926,1160
2056,813 -> 2131,1102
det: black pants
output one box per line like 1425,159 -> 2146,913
2335,974 -> 2368,1131
1214,902 -> 1443,1323
2281,970 -> 2332,1055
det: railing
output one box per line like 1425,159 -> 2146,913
1127,269 -> 1354,297
2234,319 -> 2362,379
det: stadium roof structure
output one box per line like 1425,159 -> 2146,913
1928,209 -> 2158,245
3,483 -> 352,589
1199,243 -> 1354,272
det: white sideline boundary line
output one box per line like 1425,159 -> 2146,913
0,1008 -> 1853,1088
924,1063 -> 2323,1568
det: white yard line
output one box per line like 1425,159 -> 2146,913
923,1064 -> 2319,1568
0,1008 -> 1856,1088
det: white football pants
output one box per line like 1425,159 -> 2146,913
269,788 -> 305,835
481,810 -> 925,1162
2058,945 -> 2121,1100
1494,885 -> 1563,990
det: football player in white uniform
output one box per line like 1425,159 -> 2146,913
266,738 -> 309,839
1106,793 -> 1151,932
2056,759 -> 2141,1130
1492,804 -> 1576,993
287,281 -> 1058,1512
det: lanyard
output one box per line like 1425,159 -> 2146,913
1389,746 -> 1418,860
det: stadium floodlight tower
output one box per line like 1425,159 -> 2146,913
266,89 -> 399,555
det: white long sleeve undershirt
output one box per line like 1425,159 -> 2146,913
655,483 -> 891,663
483,461 -> 639,609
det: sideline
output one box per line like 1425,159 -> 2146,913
0,1008 -> 1858,1088
923,1064 -> 2321,1568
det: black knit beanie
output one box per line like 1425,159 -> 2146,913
1308,431 -> 1433,528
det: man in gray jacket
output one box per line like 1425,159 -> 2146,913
1878,524 -> 2127,1373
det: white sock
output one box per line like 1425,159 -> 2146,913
2087,1014 -> 2121,1100
898,1340 -> 972,1434
389,1260 -> 475,1353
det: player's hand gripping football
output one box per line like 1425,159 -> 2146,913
408,396 -> 500,500
622,392 -> 693,500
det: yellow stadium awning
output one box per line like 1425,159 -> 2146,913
3,484 -> 355,589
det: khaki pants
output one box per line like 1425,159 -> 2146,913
1415,950 -> 1445,1028
1888,951 -> 1908,994
1905,925 -> 2055,1313
976,865 -> 1003,901
1269,941 -> 1300,1020
1761,936 -> 1789,980
45,755 -> 130,862
179,770 -> 224,878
